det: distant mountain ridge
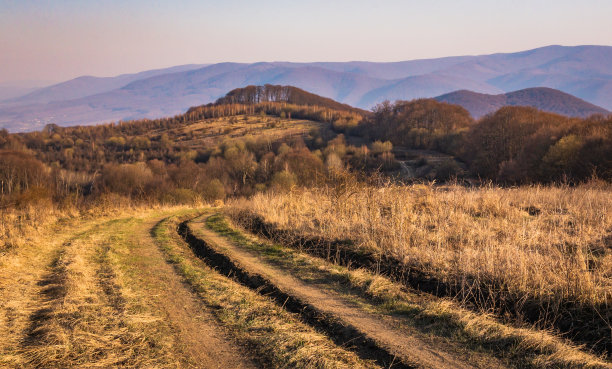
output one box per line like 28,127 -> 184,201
435,87 -> 609,118
2,45 -> 612,131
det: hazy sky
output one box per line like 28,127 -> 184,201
1,0 -> 611,84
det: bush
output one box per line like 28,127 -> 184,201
201,179 -> 226,202
370,140 -> 393,155
165,188 -> 201,205
434,159 -> 464,181
99,162 -> 154,198
270,170 -> 297,192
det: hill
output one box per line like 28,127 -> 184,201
213,84 -> 366,113
435,87 -> 610,118
2,45 -> 612,132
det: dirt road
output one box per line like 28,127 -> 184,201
0,210 -> 256,368
4,208 -> 595,368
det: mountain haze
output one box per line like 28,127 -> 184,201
1,45 -> 611,131
435,87 -> 609,118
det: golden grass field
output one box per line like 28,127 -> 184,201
152,115 -> 323,151
1,182 -> 611,368
228,180 -> 612,346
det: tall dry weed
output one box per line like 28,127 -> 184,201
230,181 -> 612,309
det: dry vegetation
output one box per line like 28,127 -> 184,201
150,115 -> 323,152
228,180 -> 612,352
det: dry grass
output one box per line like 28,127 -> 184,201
5,218 -> 177,368
230,182 -> 612,306
0,205 -> 63,252
0,206 -> 197,368
228,181 -> 612,352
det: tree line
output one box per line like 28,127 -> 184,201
357,99 -> 611,183
1,87 -> 610,211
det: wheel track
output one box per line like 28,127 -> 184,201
16,219 -> 146,367
178,219 -> 411,369
179,216 -> 490,369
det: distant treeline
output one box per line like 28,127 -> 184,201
357,99 -> 612,183
185,102 -> 362,130
1,86 -> 611,211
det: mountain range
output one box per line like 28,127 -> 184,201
1,45 -> 611,131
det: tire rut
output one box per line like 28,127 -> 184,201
15,218 -> 174,368
178,219 -> 410,369
179,217 -> 487,369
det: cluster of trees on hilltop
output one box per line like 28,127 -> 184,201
214,84 -> 364,114
0,98 -> 381,209
185,102 -> 363,130
0,93 -> 365,175
359,99 -> 612,183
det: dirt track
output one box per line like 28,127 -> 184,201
0,211 -> 256,368
126,216 -> 256,368
184,214 -> 507,369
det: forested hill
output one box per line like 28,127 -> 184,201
212,85 -> 366,114
436,87 -> 609,118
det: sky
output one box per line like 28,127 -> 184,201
1,0 -> 611,84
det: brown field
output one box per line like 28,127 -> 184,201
1,194 -> 611,367
230,182 -> 612,306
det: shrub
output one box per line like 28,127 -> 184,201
165,188 -> 201,205
201,179 -> 226,202
270,170 -> 297,192
370,140 -> 393,155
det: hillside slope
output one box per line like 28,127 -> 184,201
435,87 -> 610,118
